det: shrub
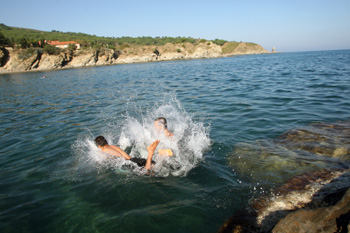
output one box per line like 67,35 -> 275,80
67,43 -> 77,52
212,39 -> 227,46
118,43 -> 130,50
19,37 -> 29,49
0,32 -> 11,46
18,48 -> 41,60
43,44 -> 60,55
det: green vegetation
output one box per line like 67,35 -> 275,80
222,42 -> 240,54
0,32 -> 11,46
43,44 -> 60,55
212,39 -> 227,46
0,23 -> 233,49
18,48 -> 40,60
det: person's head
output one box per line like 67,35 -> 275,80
95,136 -> 108,148
155,117 -> 168,130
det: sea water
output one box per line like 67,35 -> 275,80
0,50 -> 350,232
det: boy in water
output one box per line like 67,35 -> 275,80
94,136 -> 159,170
155,117 -> 174,156
155,117 -> 174,137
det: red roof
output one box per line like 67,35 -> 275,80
48,41 -> 79,45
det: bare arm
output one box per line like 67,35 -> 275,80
101,144 -> 132,160
110,145 -> 132,160
144,140 -> 160,170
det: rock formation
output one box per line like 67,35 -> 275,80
272,188 -> 350,233
218,169 -> 350,233
0,42 -> 270,73
220,121 -> 350,232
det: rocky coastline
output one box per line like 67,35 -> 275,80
0,42 -> 270,74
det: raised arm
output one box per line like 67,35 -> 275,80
144,140 -> 160,170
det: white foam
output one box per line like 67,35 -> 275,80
75,94 -> 211,177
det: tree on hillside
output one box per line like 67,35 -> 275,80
43,44 -> 60,55
0,32 -> 11,46
212,39 -> 227,46
19,37 -> 29,49
67,43 -> 77,52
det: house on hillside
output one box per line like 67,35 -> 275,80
46,40 -> 81,49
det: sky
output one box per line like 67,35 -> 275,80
1,0 -> 350,52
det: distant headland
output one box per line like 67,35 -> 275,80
0,23 -> 273,73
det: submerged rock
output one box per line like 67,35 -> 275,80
228,121 -> 350,184
276,121 -> 350,161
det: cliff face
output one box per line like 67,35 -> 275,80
0,42 -> 270,73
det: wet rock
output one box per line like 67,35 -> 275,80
219,170 -> 350,233
218,212 -> 259,233
252,169 -> 350,231
272,188 -> 350,233
222,121 -> 350,232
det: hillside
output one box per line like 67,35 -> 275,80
0,23 -> 225,47
0,24 -> 271,73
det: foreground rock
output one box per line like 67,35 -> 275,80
0,42 -> 270,73
272,187 -> 350,233
218,169 -> 350,233
220,121 -> 350,232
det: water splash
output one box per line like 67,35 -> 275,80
72,94 -> 211,177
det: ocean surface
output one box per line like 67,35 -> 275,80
1,50 -> 350,233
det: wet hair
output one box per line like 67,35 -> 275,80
95,136 -> 108,147
155,117 -> 168,129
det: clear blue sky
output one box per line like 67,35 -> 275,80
1,0 -> 350,52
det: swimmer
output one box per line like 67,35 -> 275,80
155,117 -> 174,137
155,117 -> 174,156
95,136 -> 159,170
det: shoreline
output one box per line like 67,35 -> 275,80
0,52 -> 273,75
0,42 -> 272,75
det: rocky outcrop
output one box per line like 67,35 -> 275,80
226,42 -> 268,56
0,47 -> 9,67
2,49 -> 42,71
254,169 -> 350,231
220,121 -> 350,232
0,42 -> 270,73
272,188 -> 350,233
218,170 -> 350,233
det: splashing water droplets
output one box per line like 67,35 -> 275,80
74,95 -> 211,177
